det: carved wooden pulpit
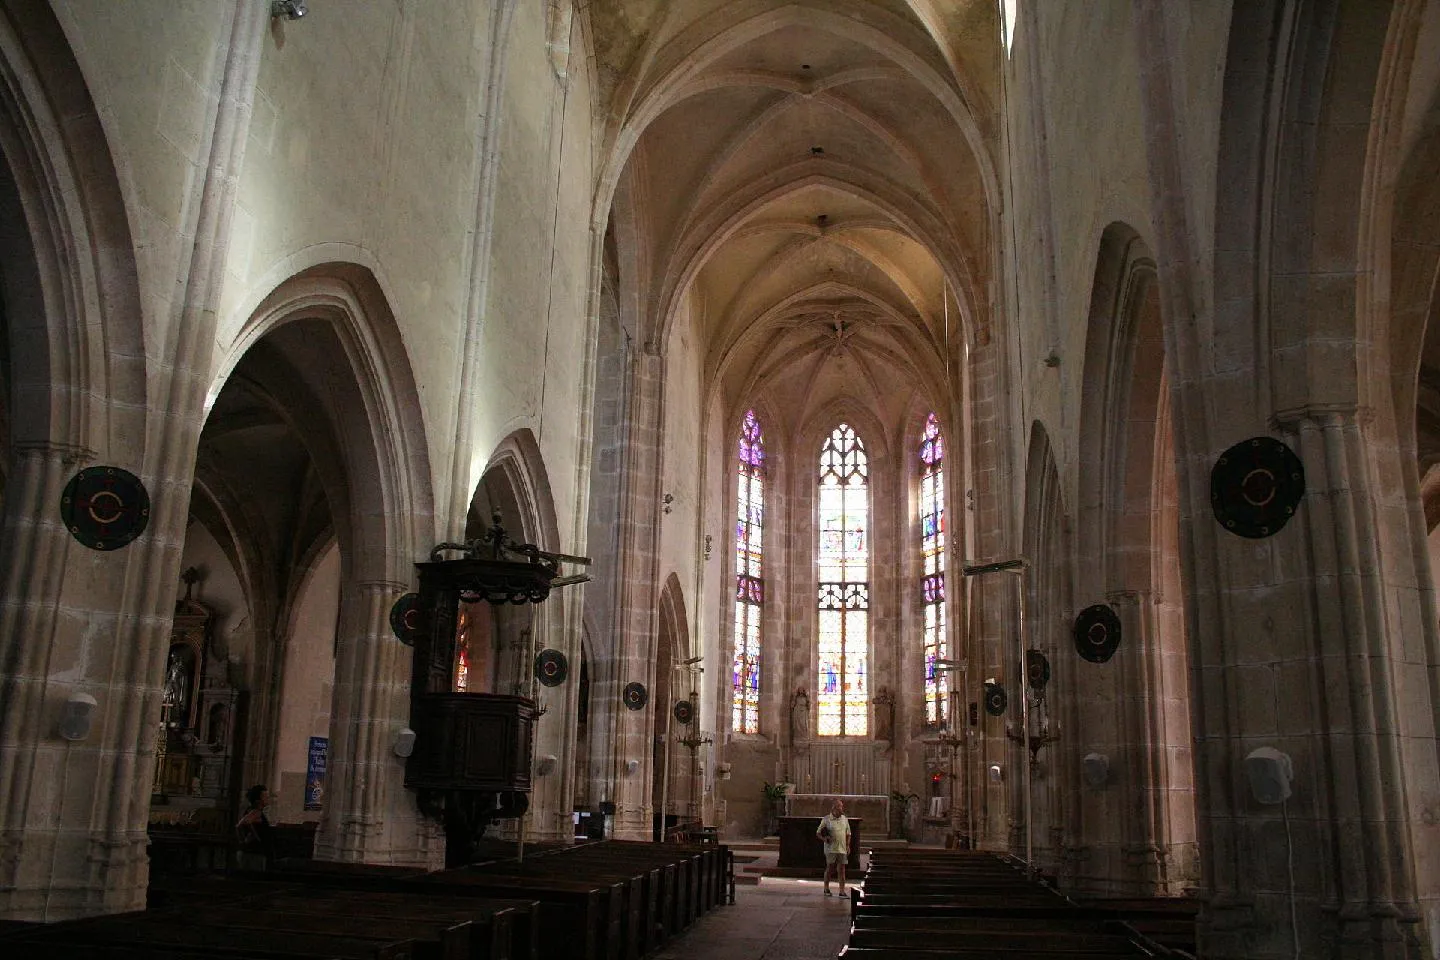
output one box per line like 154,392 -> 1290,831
405,511 -> 587,866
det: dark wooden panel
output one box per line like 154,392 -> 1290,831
405,694 -> 535,793
777,816 -> 862,870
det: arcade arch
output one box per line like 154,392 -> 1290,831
187,263 -> 435,865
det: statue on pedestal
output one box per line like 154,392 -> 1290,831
873,686 -> 895,743
790,688 -> 810,747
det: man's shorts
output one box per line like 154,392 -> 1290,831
826,851 -> 847,865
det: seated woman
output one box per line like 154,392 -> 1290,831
235,783 -> 277,870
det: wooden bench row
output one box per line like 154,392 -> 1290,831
0,883 -> 537,960
433,838 -> 732,960
840,851 -> 1161,960
0,840 -> 730,960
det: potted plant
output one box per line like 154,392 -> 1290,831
762,781 -> 789,836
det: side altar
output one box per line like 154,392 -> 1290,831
785,793 -> 889,835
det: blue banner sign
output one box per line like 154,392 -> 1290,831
305,736 -> 328,811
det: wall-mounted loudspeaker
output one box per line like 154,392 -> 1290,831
59,693 -> 98,742
1082,752 -> 1109,788
1244,747 -> 1293,804
393,727 -> 416,758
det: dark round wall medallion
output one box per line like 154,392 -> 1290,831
1026,650 -> 1051,689
534,648 -> 569,687
60,466 -> 150,551
673,700 -> 694,725
1074,604 -> 1122,664
389,593 -> 422,646
623,682 -> 648,711
983,682 -> 1007,717
1211,436 -> 1305,539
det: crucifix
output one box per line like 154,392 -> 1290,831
831,757 -> 845,791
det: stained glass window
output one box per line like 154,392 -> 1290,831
920,413 -> 947,724
454,608 -> 473,693
732,410 -> 764,734
817,423 -> 868,736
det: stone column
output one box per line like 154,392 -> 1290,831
526,598 -> 584,843
0,443 -> 110,918
607,351 -> 665,839
0,3 -> 267,920
1109,590 -> 1169,894
1188,408 -> 1428,956
964,329 -> 1020,852
314,580 -> 442,867
587,653 -> 621,816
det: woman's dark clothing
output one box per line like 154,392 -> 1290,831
236,808 -> 276,867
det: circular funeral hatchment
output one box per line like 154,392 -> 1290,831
983,682 -> 1007,717
673,700 -> 694,725
389,593 -> 422,646
623,682 -> 648,711
1026,650 -> 1051,689
1211,436 -> 1305,539
60,466 -> 150,550
1074,604 -> 1122,664
534,648 -> 569,687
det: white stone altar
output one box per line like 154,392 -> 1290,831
785,793 -> 889,834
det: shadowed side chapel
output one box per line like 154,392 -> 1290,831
0,2 -> 1437,959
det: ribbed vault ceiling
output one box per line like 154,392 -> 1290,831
596,0 -> 1000,431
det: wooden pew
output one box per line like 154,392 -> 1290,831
181,906 -> 471,960
7,913 -> 417,960
229,863 -> 544,960
847,926 -> 1140,954
1080,897 -> 1198,955
456,860 -> 636,960
405,867 -> 610,960
845,851 -> 1155,959
262,860 -> 430,886
841,948 -> 1142,958
530,853 -> 662,956
147,873 -> 305,909
251,891 -> 536,960
493,837 -> 730,952
556,840 -> 710,940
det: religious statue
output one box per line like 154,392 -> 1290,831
873,686 -> 895,743
162,644 -> 192,723
790,688 -> 810,746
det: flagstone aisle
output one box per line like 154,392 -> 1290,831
648,877 -> 854,960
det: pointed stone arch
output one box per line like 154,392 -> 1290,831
0,0 -> 151,919
213,262 -> 435,583
0,0 -> 146,461
653,572 -> 694,827
1196,2 -> 1437,949
471,428 -> 562,552
207,261 -> 439,866
1020,419 -> 1068,876
1071,220 -> 1193,896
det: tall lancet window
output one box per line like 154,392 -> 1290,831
817,423 -> 869,736
732,410 -> 765,734
920,413 -> 947,724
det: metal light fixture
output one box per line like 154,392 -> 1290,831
271,1 -> 308,20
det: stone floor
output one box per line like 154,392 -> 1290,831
650,876 -> 853,960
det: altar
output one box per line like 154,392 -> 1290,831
777,816 -> 863,871
786,793 -> 889,835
